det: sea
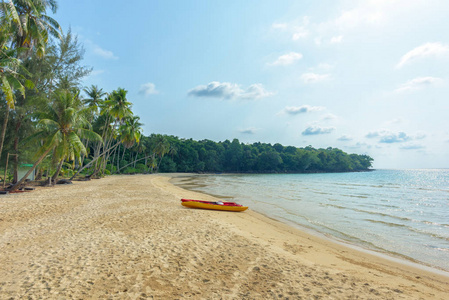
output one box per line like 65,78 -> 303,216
173,169 -> 449,273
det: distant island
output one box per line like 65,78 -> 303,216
120,134 -> 374,174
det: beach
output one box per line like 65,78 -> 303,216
0,175 -> 448,299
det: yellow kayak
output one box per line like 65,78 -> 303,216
181,199 -> 248,212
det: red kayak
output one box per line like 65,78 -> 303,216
181,199 -> 248,212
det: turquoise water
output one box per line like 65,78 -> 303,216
175,169 -> 449,272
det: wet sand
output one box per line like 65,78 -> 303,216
0,175 -> 448,299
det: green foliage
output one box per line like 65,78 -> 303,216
150,136 -> 373,174
123,167 -> 137,174
135,163 -> 147,173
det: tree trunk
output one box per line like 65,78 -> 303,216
51,158 -> 64,183
114,155 -> 153,174
9,146 -> 54,192
116,144 -> 121,173
12,118 -> 21,183
35,165 -> 43,180
70,141 -> 120,180
0,105 -> 10,163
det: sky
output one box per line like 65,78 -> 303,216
51,0 -> 449,169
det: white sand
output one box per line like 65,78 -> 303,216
0,175 -> 447,299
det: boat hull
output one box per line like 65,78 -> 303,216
181,199 -> 248,212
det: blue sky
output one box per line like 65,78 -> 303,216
52,0 -> 449,169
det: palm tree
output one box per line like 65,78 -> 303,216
83,85 -> 106,117
71,114 -> 143,178
112,115 -> 142,173
147,134 -> 170,172
119,115 -> 142,148
106,87 -> 132,123
9,89 -> 102,191
0,48 -> 26,162
80,85 -> 106,166
9,0 -> 61,58
1,0 -> 61,182
93,87 -> 131,175
0,8 -> 34,162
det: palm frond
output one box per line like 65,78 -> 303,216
77,128 -> 102,143
1,75 -> 15,108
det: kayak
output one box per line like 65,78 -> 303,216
181,199 -> 248,212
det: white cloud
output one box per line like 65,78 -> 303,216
394,76 -> 443,93
272,23 -> 288,30
321,113 -> 338,121
334,6 -> 384,29
269,52 -> 303,66
396,42 -> 449,68
337,135 -> 353,141
400,144 -> 425,150
239,127 -> 258,134
366,130 -> 416,143
84,39 -> 118,60
317,63 -> 334,70
139,83 -> 159,96
272,17 -> 310,40
292,26 -> 309,40
330,35 -> 343,44
188,81 -> 273,100
385,117 -> 404,125
379,132 -> 411,143
301,72 -> 330,83
302,126 -> 335,136
282,105 -> 325,115
413,132 -> 427,140
239,83 -> 274,99
92,45 -> 118,60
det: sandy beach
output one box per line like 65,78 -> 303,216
0,175 -> 448,299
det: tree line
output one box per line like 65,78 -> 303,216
133,136 -> 373,174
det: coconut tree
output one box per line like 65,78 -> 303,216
9,89 -> 102,191
0,16 -> 34,162
83,85 -> 106,117
80,85 -> 106,165
1,0 -> 61,182
112,115 -> 142,173
94,87 -> 131,174
0,49 -> 26,161
9,0 -> 61,58
106,87 -> 132,123
70,114 -> 143,178
119,115 -> 142,148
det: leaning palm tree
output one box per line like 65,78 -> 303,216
9,89 -> 102,191
112,115 -> 142,173
94,87 -> 132,174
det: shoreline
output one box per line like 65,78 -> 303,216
167,174 -> 449,276
1,174 -> 448,298
169,172 -> 449,275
